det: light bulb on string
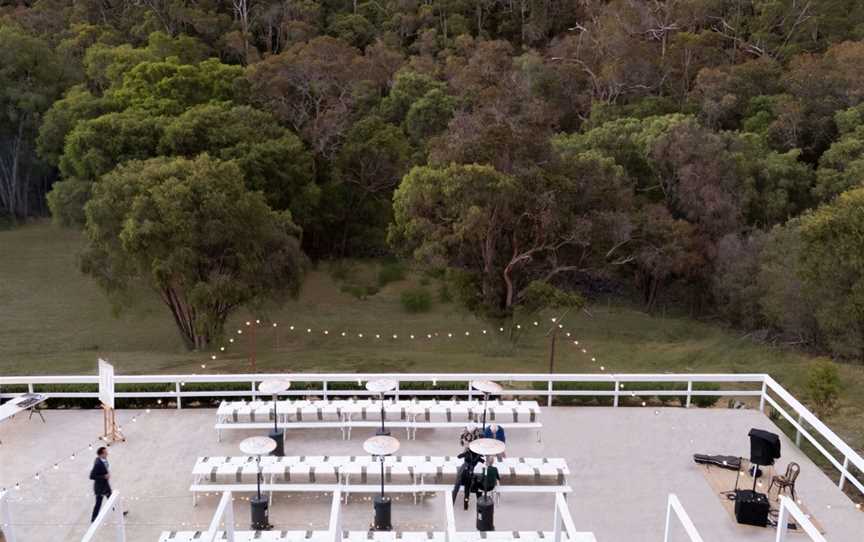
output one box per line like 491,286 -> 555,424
237,329 -> 242,335
255,319 -> 260,324
246,321 -> 251,326
273,323 -> 278,327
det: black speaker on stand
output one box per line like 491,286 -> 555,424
476,496 -> 495,531
251,495 -> 270,529
747,428 -> 781,491
373,495 -> 392,531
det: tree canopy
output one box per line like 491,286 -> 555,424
81,154 -> 305,350
6,1 -> 864,358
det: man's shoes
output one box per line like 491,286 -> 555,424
123,511 -> 129,516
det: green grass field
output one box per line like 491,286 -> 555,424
1,221 -> 863,455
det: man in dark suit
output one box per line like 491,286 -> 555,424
89,446 -> 112,522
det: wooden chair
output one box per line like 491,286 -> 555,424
768,462 -> 800,500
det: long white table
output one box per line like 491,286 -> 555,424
215,399 -> 542,441
190,455 -> 568,506
0,393 -> 47,422
0,393 -> 47,443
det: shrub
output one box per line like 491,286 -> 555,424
419,276 -> 430,286
377,261 -> 406,287
691,382 -> 721,408
400,287 -> 432,312
806,360 -> 840,417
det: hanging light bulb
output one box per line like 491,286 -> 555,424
273,323 -> 278,328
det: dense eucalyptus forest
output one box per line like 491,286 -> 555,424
3,0 -> 864,358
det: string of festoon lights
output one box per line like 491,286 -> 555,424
199,317 -> 614,375
192,317 -> 673,406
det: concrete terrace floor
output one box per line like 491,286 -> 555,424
1,407 -> 862,542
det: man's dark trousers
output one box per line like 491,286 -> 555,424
91,489 -> 112,522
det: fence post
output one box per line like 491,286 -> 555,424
775,500 -> 790,542
323,380 -> 328,401
115,495 -> 126,542
251,380 -> 257,398
795,414 -> 803,447
839,455 -> 849,490
613,381 -> 619,408
685,381 -> 693,409
663,495 -> 672,542
468,381 -> 473,401
759,380 -> 767,413
552,493 -> 562,542
27,383 -> 34,394
395,380 -> 400,402
547,380 -> 553,407
175,381 -> 182,410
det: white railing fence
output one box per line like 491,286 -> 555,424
761,376 -> 864,497
774,496 -> 826,542
663,493 -> 704,542
1,372 -> 861,500
0,372 -> 765,406
80,491 -> 125,542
